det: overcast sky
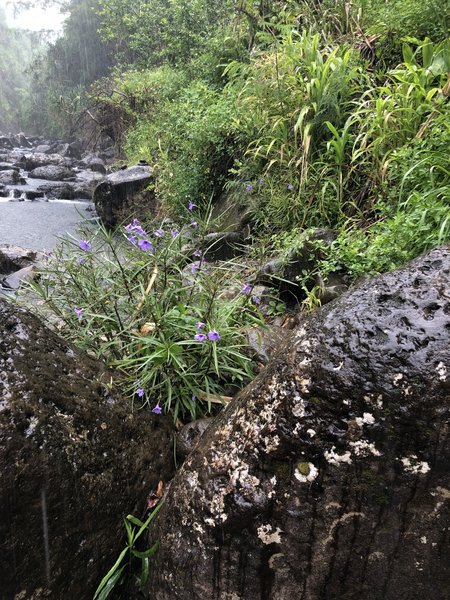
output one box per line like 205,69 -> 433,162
0,0 -> 65,31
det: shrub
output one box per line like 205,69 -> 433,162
25,210 -> 263,422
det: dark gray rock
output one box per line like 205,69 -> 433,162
20,153 -> 74,171
256,228 -> 338,302
28,165 -> 75,181
149,246 -> 450,600
1,265 -> 36,290
245,324 -> 289,364
176,418 -> 213,460
0,169 -> 24,185
202,232 -> 247,262
0,245 -> 37,273
0,299 -> 175,599
0,162 -> 19,172
36,181 -> 91,200
93,165 -> 156,228
0,135 -> 13,150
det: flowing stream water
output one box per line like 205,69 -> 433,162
0,197 -> 90,251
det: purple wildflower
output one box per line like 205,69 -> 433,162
242,283 -> 253,294
192,394 -> 196,402
252,296 -> 261,305
196,321 -> 205,330
193,248 -> 203,258
190,221 -> 198,229
194,333 -> 207,342
138,239 -> 154,252
127,234 -> 137,245
188,201 -> 197,211
78,239 -> 91,252
170,228 -> 179,238
190,262 -> 199,274
208,330 -> 221,342
154,228 -> 165,238
135,388 -> 145,398
73,307 -> 84,320
78,257 -> 85,265
287,183 -> 294,191
245,183 -> 253,192
152,403 -> 162,414
125,220 -> 147,237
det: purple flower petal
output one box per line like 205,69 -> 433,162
193,248 -> 203,258
78,239 -> 91,252
207,330 -> 221,342
190,221 -> 198,229
242,283 -> 253,294
196,321 -> 205,330
188,201 -> 197,211
287,183 -> 294,191
245,183 -> 253,191
194,333 -> 207,342
136,388 -> 145,398
152,403 -> 162,414
73,307 -> 84,320
252,296 -> 261,305
171,229 -> 179,238
138,239 -> 154,252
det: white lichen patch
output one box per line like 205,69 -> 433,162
436,362 -> 447,381
355,413 -> 375,427
292,393 -> 307,418
420,536 -> 427,544
306,428 -> 316,437
257,524 -> 283,545
25,416 -> 38,437
294,462 -> 319,483
349,439 -> 382,457
400,455 -> 431,475
393,373 -> 403,385
332,361 -> 344,371
324,446 -> 352,465
263,435 -> 280,453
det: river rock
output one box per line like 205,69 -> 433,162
0,169 -> 24,185
19,152 -> 75,171
0,135 -> 13,150
0,245 -> 37,273
1,265 -> 36,290
93,164 -> 155,228
28,165 -> 75,181
256,228 -> 341,303
148,246 -> 450,600
36,181 -> 91,200
0,298 -> 175,599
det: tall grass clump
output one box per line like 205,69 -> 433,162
26,209 -> 263,422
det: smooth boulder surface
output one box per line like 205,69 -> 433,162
149,246 -> 450,600
93,164 -> 155,228
28,165 -> 75,181
0,299 -> 175,599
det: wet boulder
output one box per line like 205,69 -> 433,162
0,169 -> 24,185
149,246 -> 450,600
19,153 -> 74,171
93,164 -> 156,228
28,165 -> 75,181
256,228 -> 345,304
0,299 -> 175,599
0,244 -> 37,274
37,180 -> 92,200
